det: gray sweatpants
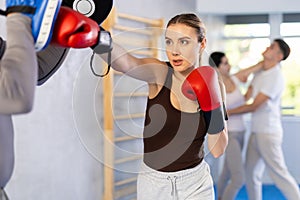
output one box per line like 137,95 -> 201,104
246,133 -> 300,200
137,161 -> 214,200
0,188 -> 9,200
0,14 -> 36,189
0,13 -> 69,193
217,130 -> 245,200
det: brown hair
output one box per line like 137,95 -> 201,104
274,38 -> 290,61
209,52 -> 226,68
167,13 -> 206,43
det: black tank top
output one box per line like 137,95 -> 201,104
143,63 -> 207,172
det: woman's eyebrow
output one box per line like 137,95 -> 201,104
165,36 -> 191,40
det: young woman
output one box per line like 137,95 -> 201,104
52,12 -> 228,199
209,52 -> 262,200
108,14 -> 228,199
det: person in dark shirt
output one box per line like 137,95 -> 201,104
100,13 -> 228,200
51,10 -> 228,199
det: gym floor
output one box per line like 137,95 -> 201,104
214,184 -> 300,200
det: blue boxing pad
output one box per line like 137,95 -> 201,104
38,0 -> 114,83
62,0 -> 113,25
6,0 -> 62,51
37,45 -> 69,85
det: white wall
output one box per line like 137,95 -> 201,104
7,48 -> 105,200
197,0 -> 300,14
198,15 -> 226,66
114,0 -> 197,21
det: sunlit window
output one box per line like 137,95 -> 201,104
223,23 -> 270,94
224,24 -> 270,37
224,38 -> 269,72
281,22 -> 300,36
280,39 -> 300,115
223,19 -> 300,116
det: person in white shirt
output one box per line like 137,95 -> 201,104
209,52 -> 262,200
228,39 -> 300,200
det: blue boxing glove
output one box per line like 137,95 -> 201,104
6,0 -> 62,51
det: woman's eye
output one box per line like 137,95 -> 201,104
180,39 -> 189,45
165,39 -> 173,46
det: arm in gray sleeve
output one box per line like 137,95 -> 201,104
0,14 -> 37,114
1,38 -> 70,86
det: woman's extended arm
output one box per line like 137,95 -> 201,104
98,42 -> 168,84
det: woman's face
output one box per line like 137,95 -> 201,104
165,23 -> 203,72
218,56 -> 231,76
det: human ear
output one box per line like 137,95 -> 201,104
277,51 -> 284,61
199,37 -> 207,53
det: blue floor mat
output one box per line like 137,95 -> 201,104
215,184 -> 300,200
236,185 -> 286,200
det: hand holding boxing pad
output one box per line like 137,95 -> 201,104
182,66 -> 224,134
5,0 -> 62,51
51,6 -> 99,48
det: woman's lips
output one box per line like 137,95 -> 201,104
172,59 -> 183,66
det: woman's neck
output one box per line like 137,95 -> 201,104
174,66 -> 194,79
220,73 -> 230,80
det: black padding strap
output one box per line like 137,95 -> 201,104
90,28 -> 113,77
6,6 -> 36,15
89,51 -> 111,77
0,9 -> 7,16
222,102 -> 228,121
0,37 -> 6,60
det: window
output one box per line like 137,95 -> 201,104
281,22 -> 300,36
223,15 -> 270,73
223,18 -> 270,93
224,24 -> 270,37
222,14 -> 300,115
280,21 -> 300,115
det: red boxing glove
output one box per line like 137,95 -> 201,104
51,6 -> 99,48
182,66 -> 222,111
182,66 -> 224,134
